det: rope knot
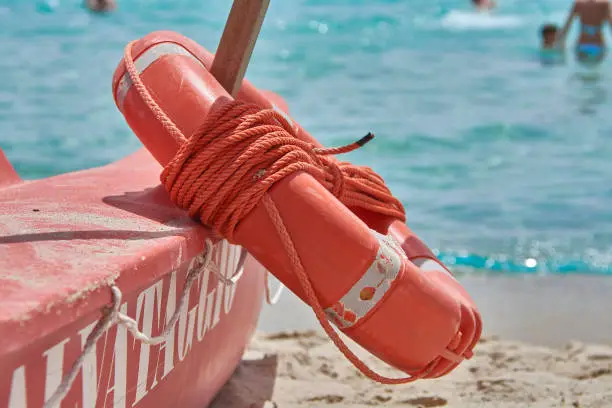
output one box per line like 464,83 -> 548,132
159,99 -> 381,242
321,158 -> 346,198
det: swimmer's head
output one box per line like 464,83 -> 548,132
86,0 -> 115,12
540,24 -> 558,48
471,0 -> 495,10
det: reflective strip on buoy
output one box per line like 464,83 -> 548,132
412,257 -> 455,278
116,42 -> 202,109
270,102 -> 295,128
325,232 -> 404,329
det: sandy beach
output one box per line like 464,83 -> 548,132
212,331 -> 612,408
212,276 -> 612,407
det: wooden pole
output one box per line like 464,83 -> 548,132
210,0 -> 270,97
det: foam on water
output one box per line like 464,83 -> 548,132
440,10 -> 524,30
0,0 -> 611,275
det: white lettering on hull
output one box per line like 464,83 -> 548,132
8,367 -> 26,408
43,338 -> 70,404
5,241 -> 247,408
133,281 -> 163,405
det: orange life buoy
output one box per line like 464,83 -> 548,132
113,32 -> 481,328
112,31 -> 479,381
258,90 -> 482,377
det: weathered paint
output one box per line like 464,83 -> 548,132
0,148 -> 266,407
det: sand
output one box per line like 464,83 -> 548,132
212,331 -> 612,408
211,276 -> 612,407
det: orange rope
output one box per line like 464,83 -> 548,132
123,41 -> 435,384
315,132 -> 406,222
122,43 -> 405,223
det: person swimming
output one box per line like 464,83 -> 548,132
85,0 -> 116,13
539,24 -> 566,65
471,0 -> 496,11
555,0 -> 612,64
541,24 -> 560,49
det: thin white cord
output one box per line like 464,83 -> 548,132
43,239 -> 240,408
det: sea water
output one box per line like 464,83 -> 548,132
1,0 -> 611,275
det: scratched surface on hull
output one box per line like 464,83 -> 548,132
0,149 -> 213,323
2,236 -> 264,408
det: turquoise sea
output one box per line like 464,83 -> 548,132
1,0 -> 611,275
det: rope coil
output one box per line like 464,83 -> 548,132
44,239 -> 235,408
122,40 -> 406,225
122,41 -> 442,384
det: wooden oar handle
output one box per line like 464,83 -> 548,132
210,0 -> 270,97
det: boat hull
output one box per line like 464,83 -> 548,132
0,149 -> 266,408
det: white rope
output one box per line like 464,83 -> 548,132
43,239 -> 239,408
264,271 -> 284,305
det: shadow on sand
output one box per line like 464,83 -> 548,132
210,353 -> 279,408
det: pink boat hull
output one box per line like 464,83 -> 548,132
0,149 -> 266,408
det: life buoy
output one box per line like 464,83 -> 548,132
113,32 -> 481,326
112,31 -> 480,381
257,91 -> 482,376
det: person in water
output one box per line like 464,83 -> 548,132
555,0 -> 612,64
541,24 -> 559,49
85,0 -> 115,13
539,24 -> 566,65
471,0 -> 496,11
